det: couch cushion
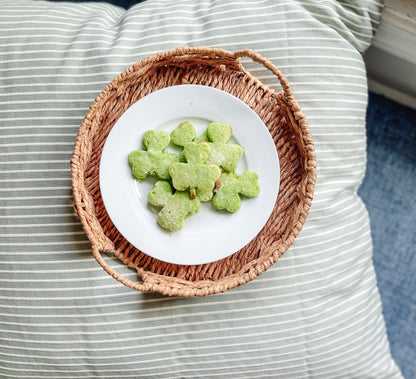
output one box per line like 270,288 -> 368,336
0,0 -> 403,377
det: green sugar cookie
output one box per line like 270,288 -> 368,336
206,122 -> 232,142
128,130 -> 179,182
213,171 -> 260,212
169,142 -> 221,202
147,181 -> 200,232
170,121 -> 197,162
204,122 -> 243,172
128,121 -> 260,232
170,121 -> 196,147
170,121 -> 243,172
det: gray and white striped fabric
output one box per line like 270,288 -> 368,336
0,0 -> 403,377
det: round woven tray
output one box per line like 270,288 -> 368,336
71,47 -> 316,297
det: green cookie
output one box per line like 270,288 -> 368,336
148,181 -> 200,232
204,122 -> 243,172
170,121 -> 243,172
170,121 -> 197,162
169,142 -> 221,202
213,171 -> 260,212
170,121 -> 196,147
128,130 -> 179,182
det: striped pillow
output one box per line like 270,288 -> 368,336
0,0 -> 403,378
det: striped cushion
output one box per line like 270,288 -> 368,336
0,0 -> 403,377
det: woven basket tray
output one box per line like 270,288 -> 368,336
71,47 -> 316,297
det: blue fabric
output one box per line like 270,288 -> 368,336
359,92 -> 416,379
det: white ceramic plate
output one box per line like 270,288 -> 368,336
100,84 -> 280,265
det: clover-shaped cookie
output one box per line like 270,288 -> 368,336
128,130 -> 179,182
169,142 -> 221,202
204,122 -> 243,172
170,121 -> 197,162
147,181 -> 200,232
213,171 -> 260,212
170,121 -> 243,172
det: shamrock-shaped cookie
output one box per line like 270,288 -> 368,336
213,171 -> 260,212
170,121 -> 243,172
205,122 -> 243,172
147,181 -> 200,232
169,142 -> 221,202
170,121 -> 197,162
128,130 -> 179,182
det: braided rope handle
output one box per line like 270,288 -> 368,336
74,47 -> 309,295
234,49 -> 294,99
91,244 -> 148,291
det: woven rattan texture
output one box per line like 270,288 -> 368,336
71,47 -> 316,296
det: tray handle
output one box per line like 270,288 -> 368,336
233,49 -> 306,121
233,49 -> 293,95
234,49 -> 314,168
92,244 -> 148,292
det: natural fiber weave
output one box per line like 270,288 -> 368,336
71,47 -> 317,297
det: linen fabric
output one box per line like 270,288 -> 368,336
0,0 -> 403,377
